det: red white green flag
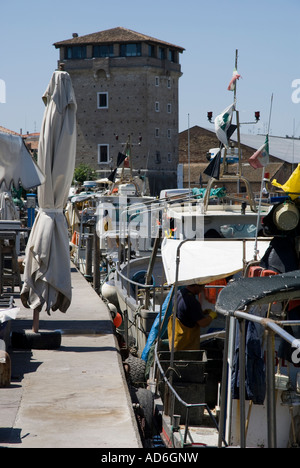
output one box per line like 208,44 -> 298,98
227,69 -> 241,91
249,135 -> 269,169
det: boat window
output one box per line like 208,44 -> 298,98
220,223 -> 257,238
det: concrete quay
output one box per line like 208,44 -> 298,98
0,265 -> 142,448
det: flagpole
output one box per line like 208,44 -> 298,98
188,113 -> 190,193
254,93 -> 273,260
233,49 -> 242,180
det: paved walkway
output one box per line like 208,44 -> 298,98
0,265 -> 142,448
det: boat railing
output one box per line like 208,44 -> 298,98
115,260 -> 168,308
155,238 -> 300,448
154,305 -> 300,448
216,306 -> 300,448
153,330 -> 227,447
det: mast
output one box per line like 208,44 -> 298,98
204,49 -> 257,212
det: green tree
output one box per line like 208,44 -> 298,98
73,163 -> 96,185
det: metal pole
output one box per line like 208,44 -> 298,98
239,319 -> 246,448
266,329 -> 277,448
188,114 -> 190,193
93,224 -> 100,293
218,315 -> 230,447
85,230 -> 93,279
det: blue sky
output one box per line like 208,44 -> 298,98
1,0 -> 300,140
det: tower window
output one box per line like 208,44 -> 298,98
93,45 -> 114,58
66,46 -> 87,59
169,49 -> 176,62
120,43 -> 141,57
148,45 -> 155,58
159,47 -> 166,60
98,144 -> 109,164
97,92 -> 108,109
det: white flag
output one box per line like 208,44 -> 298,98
214,103 -> 234,147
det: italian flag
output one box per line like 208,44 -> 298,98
249,135 -> 269,169
227,69 -> 241,91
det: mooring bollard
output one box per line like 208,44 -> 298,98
0,350 -> 11,387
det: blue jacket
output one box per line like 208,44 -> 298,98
232,318 -> 266,405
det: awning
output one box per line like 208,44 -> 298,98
0,131 -> 45,190
161,238 -> 270,286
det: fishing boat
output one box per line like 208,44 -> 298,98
114,186 -> 270,357
113,49 -> 300,447
66,134 -> 154,281
114,152 -> 271,358
151,236 -> 300,447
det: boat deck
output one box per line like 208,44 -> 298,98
0,264 -> 142,448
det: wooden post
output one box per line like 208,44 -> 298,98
85,230 -> 93,279
93,225 -> 100,293
0,347 -> 11,387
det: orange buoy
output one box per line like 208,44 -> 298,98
204,279 -> 227,304
113,312 -> 122,328
71,231 -> 79,246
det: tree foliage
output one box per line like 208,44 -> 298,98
73,163 -> 96,185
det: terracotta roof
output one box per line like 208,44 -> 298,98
179,126 -> 287,193
182,162 -> 283,186
53,26 -> 185,52
0,126 -> 20,136
179,126 -> 281,165
22,133 -> 39,151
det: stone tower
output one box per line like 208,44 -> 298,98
53,27 -> 184,195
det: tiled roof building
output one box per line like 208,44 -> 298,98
178,126 -> 289,196
54,27 -> 185,195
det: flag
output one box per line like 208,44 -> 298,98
204,147 -> 222,179
117,152 -> 126,167
249,135 -> 269,169
227,124 -> 237,140
214,103 -> 234,147
227,69 -> 241,91
107,168 -> 117,182
272,164 -> 300,200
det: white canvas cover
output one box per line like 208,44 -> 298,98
0,307 -> 19,323
0,131 -> 45,190
21,71 -> 77,314
161,238 -> 270,286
